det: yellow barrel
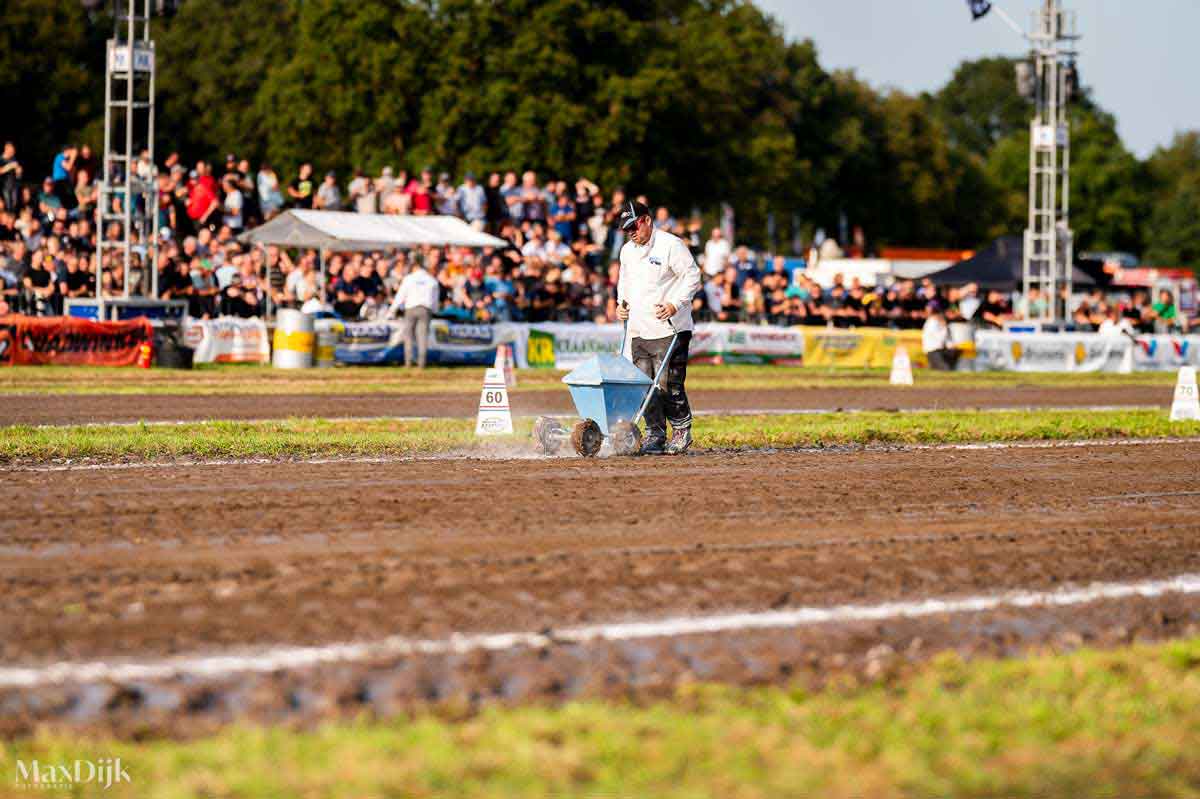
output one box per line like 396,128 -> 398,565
314,318 -> 344,368
272,309 -> 315,369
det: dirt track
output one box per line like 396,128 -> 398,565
3,441 -> 1199,735
3,384 -> 1171,425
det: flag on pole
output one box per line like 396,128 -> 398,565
967,0 -> 992,20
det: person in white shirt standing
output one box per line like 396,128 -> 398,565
616,200 -> 702,455
702,227 -> 731,278
922,301 -> 959,371
389,255 -> 441,368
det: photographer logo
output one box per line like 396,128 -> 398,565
14,758 -> 130,791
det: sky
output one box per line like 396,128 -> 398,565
754,0 -> 1197,158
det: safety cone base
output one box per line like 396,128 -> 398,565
890,346 -> 914,386
476,367 -> 514,435
1170,366 -> 1200,421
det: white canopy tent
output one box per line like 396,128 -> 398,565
238,210 -> 508,311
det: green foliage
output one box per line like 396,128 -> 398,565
3,1 -> 1196,260
156,0 -> 296,165
1143,133 -> 1200,269
932,56 -> 1031,154
1067,107 -> 1149,253
256,0 -> 435,178
0,0 -> 105,178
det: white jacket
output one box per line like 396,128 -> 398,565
389,267 -> 440,315
617,229 -> 702,340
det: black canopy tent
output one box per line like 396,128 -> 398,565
928,236 -> 1095,290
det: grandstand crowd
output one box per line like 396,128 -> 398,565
0,140 -> 1189,334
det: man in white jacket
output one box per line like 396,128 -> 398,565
389,257 -> 441,368
616,200 -> 702,454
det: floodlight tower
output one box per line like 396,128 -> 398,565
1022,0 -> 1079,322
96,0 -> 158,312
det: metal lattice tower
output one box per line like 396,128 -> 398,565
96,0 -> 158,310
1022,0 -> 1079,322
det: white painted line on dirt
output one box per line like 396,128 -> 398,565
2,572 -> 1199,689
5,436 -> 1200,473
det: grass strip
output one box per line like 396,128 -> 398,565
0,363 -> 1177,396
4,637 -> 1200,798
2,409 -> 1197,464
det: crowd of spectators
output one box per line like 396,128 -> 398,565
0,139 -> 1191,335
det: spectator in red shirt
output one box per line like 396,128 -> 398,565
187,162 -> 220,230
407,168 -> 435,215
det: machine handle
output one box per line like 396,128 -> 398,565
618,301 -> 629,357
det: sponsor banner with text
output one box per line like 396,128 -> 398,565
0,315 -> 152,367
689,324 -> 806,366
335,320 -> 524,366
522,323 -> 805,369
184,316 -> 270,364
800,326 -> 928,368
974,332 -> 1135,372
523,323 -> 625,370
1132,335 -> 1200,371
333,322 -> 806,369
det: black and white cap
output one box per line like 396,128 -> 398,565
618,200 -> 651,232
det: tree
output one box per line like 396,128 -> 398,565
1066,106 -> 1148,253
0,0 -> 105,178
256,0 -> 437,179
156,0 -> 297,165
410,0 -> 804,219
931,57 -> 1030,155
982,130 -> 1029,240
1143,133 -> 1200,269
3,0 -> 1185,262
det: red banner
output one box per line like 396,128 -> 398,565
0,315 -> 153,367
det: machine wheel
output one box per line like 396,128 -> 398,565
571,419 -> 603,458
533,416 -> 566,455
609,421 -> 642,456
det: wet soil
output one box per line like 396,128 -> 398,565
2,442 -> 1199,736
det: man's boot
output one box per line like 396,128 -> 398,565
664,427 -> 692,455
639,430 -> 667,455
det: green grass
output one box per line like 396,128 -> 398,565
5,637 -> 1200,797
2,408 -> 1196,463
0,363 -> 1177,396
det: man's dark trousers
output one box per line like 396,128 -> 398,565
631,331 -> 692,437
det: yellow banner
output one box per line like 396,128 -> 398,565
799,327 -> 928,368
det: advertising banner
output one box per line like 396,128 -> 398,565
1131,335 -> 1200,371
517,322 -> 807,369
524,323 -> 625,370
689,324 -> 806,366
801,327 -> 928,368
335,319 -> 523,366
0,315 -> 152,367
184,316 -> 270,364
974,332 -> 1132,372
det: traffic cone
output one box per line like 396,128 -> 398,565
476,367 -> 514,435
1169,366 -> 1200,421
889,345 -> 914,386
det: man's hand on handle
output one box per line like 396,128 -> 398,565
617,301 -> 676,322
